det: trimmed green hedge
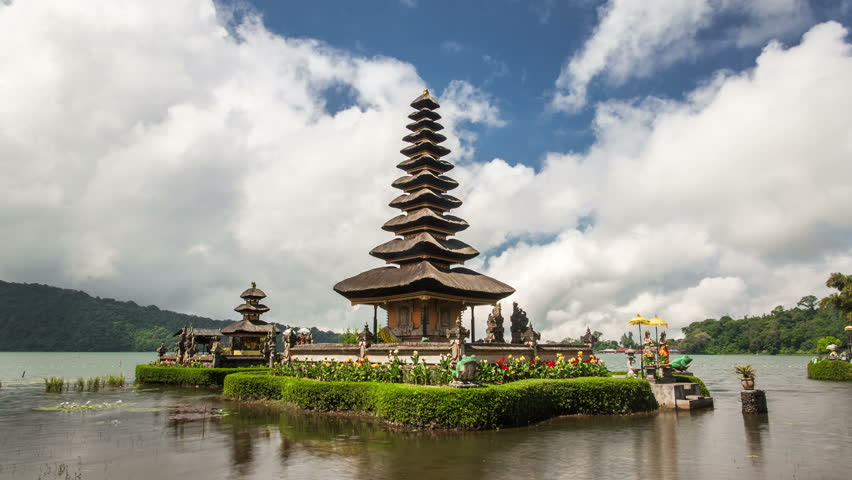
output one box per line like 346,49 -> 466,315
135,365 -> 270,386
673,375 -> 711,397
223,374 -> 658,429
807,359 -> 852,381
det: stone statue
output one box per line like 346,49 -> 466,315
642,330 -> 655,366
580,327 -> 594,346
658,331 -> 670,366
484,303 -> 505,343
521,323 -> 540,348
187,334 -> 197,359
156,343 -> 167,359
626,350 -> 637,377
358,323 -> 373,359
266,334 -> 277,367
446,315 -> 469,361
509,302 -> 529,344
176,327 -> 188,363
261,336 -> 271,363
284,328 -> 297,348
211,340 -> 223,368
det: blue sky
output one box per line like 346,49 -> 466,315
236,0 -> 850,167
2,0 -> 852,339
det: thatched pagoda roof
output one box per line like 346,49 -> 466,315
240,282 -> 266,300
221,319 -> 280,336
334,262 -> 513,303
173,328 -> 222,337
333,90 -> 514,305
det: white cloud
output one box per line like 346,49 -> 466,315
484,21 -> 852,339
0,0 -> 501,328
552,0 -> 813,112
1,1 -> 850,345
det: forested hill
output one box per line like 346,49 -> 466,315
0,280 -> 340,351
679,297 -> 848,354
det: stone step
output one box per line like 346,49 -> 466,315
676,396 -> 714,410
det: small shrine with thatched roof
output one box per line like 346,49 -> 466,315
221,282 -> 279,355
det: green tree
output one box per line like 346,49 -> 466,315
819,272 -> 852,321
816,336 -> 842,353
797,295 -> 818,311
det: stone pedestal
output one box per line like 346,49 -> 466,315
741,389 -> 768,414
644,365 -> 658,381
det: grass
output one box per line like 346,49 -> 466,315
44,377 -> 65,393
43,374 -> 126,393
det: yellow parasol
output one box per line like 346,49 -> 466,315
648,315 -> 668,328
628,314 -> 648,372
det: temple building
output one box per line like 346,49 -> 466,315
334,91 -> 515,341
222,282 -> 279,354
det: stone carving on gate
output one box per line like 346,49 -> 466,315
484,303 -> 505,343
509,302 -> 529,344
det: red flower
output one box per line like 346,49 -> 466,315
500,364 -> 509,370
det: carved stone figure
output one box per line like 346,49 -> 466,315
484,303 -> 505,343
176,327 -> 188,362
358,323 -> 373,359
211,340 -> 223,368
509,302 -> 529,344
446,315 -> 469,361
261,337 -> 270,362
266,334 -> 277,367
284,329 -> 297,348
658,331 -> 670,366
521,323 -> 540,348
580,327 -> 594,346
187,335 -> 197,359
626,350 -> 637,377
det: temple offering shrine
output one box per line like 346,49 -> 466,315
334,90 -> 515,341
221,282 -> 279,355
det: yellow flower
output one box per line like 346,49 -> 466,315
323,362 -> 331,367
346,357 -> 353,362
577,351 -> 584,356
508,354 -> 513,359
371,363 -> 379,368
519,356 -> 526,362
535,356 -> 540,361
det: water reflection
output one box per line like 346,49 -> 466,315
2,354 -> 851,480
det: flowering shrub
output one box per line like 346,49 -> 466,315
271,351 -> 608,386
151,359 -> 207,368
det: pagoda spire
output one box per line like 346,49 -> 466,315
370,91 -> 478,267
334,91 -> 514,310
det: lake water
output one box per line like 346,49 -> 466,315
0,352 -> 849,480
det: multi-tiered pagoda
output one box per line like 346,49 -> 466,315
334,90 -> 515,341
222,282 -> 279,352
